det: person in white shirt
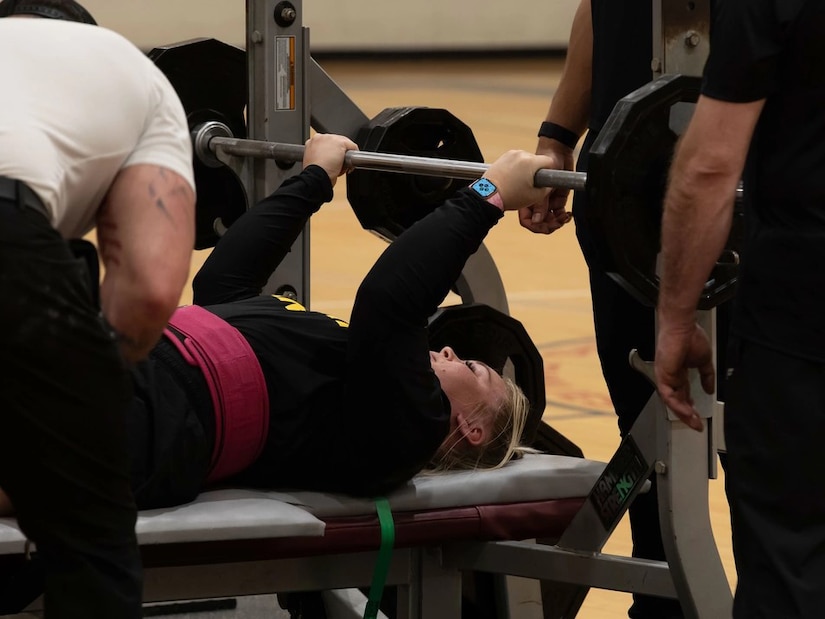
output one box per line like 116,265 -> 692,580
0,1 -> 196,616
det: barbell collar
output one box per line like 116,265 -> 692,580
192,121 -> 234,168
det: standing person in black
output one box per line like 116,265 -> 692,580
522,2 -> 682,617
656,0 -> 825,616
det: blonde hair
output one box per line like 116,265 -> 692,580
425,376 -> 536,474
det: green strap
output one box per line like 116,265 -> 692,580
364,497 -> 395,619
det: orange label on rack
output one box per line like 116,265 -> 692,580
274,35 -> 295,111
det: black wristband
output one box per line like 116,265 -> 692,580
537,121 -> 579,149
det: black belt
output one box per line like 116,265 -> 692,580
0,177 -> 50,220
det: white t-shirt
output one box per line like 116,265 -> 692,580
0,19 -> 195,238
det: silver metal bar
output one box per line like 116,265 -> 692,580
207,131 -> 746,200
309,59 -> 371,139
442,540 -> 678,598
209,135 -> 589,191
140,552 -> 415,604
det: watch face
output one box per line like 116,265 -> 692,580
471,178 -> 497,198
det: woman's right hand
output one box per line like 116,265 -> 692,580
484,150 -> 562,214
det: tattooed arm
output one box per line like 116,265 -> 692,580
96,164 -> 196,363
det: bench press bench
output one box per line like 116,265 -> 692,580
0,378 -> 734,618
0,454 -> 606,618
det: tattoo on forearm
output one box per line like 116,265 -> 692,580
148,166 -> 189,221
148,182 -> 171,219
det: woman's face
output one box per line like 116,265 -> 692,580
429,346 -> 506,437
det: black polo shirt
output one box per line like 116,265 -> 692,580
703,0 -> 825,361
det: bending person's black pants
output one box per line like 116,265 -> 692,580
0,190 -> 142,618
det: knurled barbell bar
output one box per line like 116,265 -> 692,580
195,119 -> 743,203
193,120 -> 589,192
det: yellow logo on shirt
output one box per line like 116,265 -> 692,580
274,295 -> 307,312
272,295 -> 349,328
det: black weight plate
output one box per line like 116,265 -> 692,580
150,38 -> 248,249
586,74 -> 741,309
347,107 -> 484,241
428,303 -> 547,445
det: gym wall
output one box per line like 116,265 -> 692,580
81,0 -> 578,52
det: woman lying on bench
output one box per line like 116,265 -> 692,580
0,134 -> 570,515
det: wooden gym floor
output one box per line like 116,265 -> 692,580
174,55 -> 736,617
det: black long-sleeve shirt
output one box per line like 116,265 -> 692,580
128,166 -> 503,507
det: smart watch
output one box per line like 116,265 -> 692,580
469,177 -> 504,210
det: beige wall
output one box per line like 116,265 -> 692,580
81,0 -> 578,52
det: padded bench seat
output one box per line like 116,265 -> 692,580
0,454 -> 606,563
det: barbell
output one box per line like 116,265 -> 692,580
151,38 -> 743,310
194,119 -> 588,192
195,116 -> 742,224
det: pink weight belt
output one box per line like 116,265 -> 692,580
164,305 -> 270,483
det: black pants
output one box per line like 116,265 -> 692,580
127,339 -> 214,511
0,192 -> 142,617
725,338 -> 825,619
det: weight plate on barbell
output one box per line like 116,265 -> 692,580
150,38 -> 249,250
586,73 -> 743,310
347,106 -> 485,241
